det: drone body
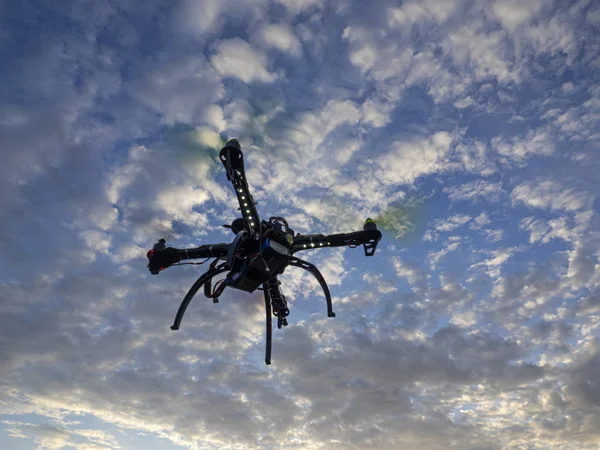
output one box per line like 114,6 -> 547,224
147,139 -> 382,364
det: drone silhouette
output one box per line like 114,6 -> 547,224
147,139 -> 382,364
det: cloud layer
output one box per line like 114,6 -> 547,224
1,0 -> 599,449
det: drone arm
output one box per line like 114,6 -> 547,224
291,229 -> 382,257
219,140 -> 261,238
173,243 -> 231,260
147,242 -> 230,274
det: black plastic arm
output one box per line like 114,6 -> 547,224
219,139 -> 261,238
147,241 -> 230,274
287,257 -> 336,318
172,244 -> 231,260
291,229 -> 382,256
170,263 -> 230,331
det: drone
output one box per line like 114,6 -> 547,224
146,139 -> 382,364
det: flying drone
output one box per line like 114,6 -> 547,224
146,139 -> 382,364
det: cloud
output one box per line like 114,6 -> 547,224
130,55 -> 224,125
274,0 -> 322,15
425,214 -> 472,241
393,257 -> 427,292
79,230 -> 112,256
444,180 -> 504,203
520,216 -> 572,244
377,132 -> 453,185
491,0 -> 544,31
211,38 -> 276,83
428,238 -> 461,268
2,0 -> 600,449
445,23 -> 517,84
256,23 -> 302,56
511,180 -> 592,212
2,421 -> 120,450
388,0 -> 461,27
491,129 -> 556,166
177,0 -> 223,35
470,247 -> 521,278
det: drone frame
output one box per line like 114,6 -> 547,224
147,139 -> 382,364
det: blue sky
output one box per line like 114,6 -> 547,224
1,0 -> 600,448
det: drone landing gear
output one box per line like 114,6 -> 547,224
260,259 -> 336,365
167,257 -> 337,365
287,256 -> 335,318
170,263 -> 229,330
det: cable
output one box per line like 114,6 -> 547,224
171,258 -> 212,267
205,279 -> 227,299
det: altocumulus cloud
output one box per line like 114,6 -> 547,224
1,0 -> 600,449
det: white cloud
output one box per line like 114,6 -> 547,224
111,244 -> 144,264
520,216 -> 572,244
450,310 -> 477,328
79,230 -> 111,255
545,86 -> 600,142
361,97 -> 394,128
428,239 -> 461,268
492,129 -> 555,166
3,421 -> 120,450
257,23 -> 302,56
588,8 -> 600,26
444,180 -> 504,203
362,273 -> 397,294
445,24 -> 516,83
454,96 -> 476,109
202,104 -> 226,132
471,212 -> 491,230
131,56 -> 224,125
211,38 -> 276,83
377,132 -> 453,185
436,214 -> 472,232
388,0 -> 460,27
512,180 -> 592,212
426,214 -> 472,241
281,99 -> 360,168
452,140 -> 497,176
483,228 -> 504,242
492,0 -> 544,31
178,0 -> 223,35
342,26 -> 413,126
471,247 -> 519,278
192,126 -> 223,149
155,185 -> 210,228
406,50 -> 469,102
393,257 -> 426,290
526,12 -> 579,64
388,3 -> 429,27
274,0 -> 321,15
567,241 -> 597,287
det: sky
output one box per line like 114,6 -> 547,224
1,0 -> 599,449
